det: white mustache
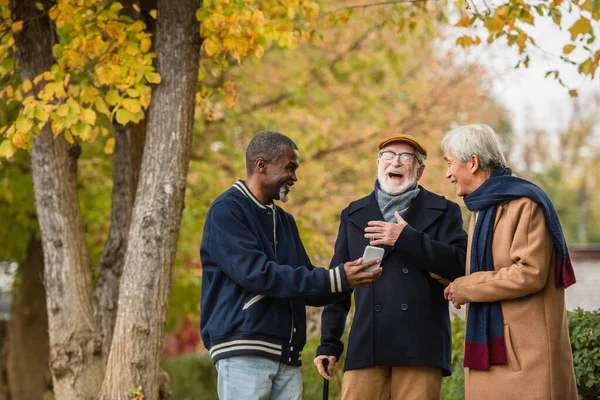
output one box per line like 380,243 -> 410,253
386,167 -> 408,175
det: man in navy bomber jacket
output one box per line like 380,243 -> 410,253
200,131 -> 382,400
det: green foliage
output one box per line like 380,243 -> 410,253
568,308 -> 600,399
161,353 -> 218,400
441,317 -> 465,400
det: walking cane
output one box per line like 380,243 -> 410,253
322,358 -> 329,400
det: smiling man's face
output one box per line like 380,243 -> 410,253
376,141 -> 423,195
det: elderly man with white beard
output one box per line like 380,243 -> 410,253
314,134 -> 468,400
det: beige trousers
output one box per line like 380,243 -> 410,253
341,366 -> 442,400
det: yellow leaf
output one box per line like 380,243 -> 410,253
456,14 -> 471,27
56,103 -> 70,117
516,33 -> 527,53
104,137 -> 115,154
122,98 -> 141,113
35,2 -> 44,10
140,87 -> 152,109
145,71 -> 161,84
33,73 -> 44,85
0,140 -> 16,159
133,4 -> 141,12
34,107 -> 49,122
11,133 -> 26,148
149,9 -> 157,19
0,0 -> 9,6
198,68 -> 206,82
563,44 -> 576,54
15,116 -> 33,133
126,88 -> 140,98
22,79 -> 32,93
116,108 -> 131,125
569,89 -> 578,97
63,130 -> 74,144
11,21 -> 24,33
95,97 -> 111,116
203,36 -> 221,57
140,38 -> 151,53
106,90 -> 120,106
569,18 -> 592,41
82,108 -> 97,125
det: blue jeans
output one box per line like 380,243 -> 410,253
215,356 -> 303,400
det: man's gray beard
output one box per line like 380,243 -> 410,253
378,171 -> 418,195
278,185 -> 289,203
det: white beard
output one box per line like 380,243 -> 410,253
278,184 -> 289,203
378,168 -> 418,195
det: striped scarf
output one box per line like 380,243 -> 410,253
463,167 -> 576,370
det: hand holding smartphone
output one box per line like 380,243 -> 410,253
362,245 -> 384,272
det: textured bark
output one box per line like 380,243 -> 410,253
11,1 -> 105,398
99,0 -> 201,398
95,122 -> 145,360
6,239 -> 50,400
95,0 -> 149,361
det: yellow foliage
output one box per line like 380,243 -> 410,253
456,14 -> 471,28
563,44 -> 576,54
11,21 -> 24,33
569,89 -> 578,97
82,108 -> 97,125
569,17 -> 592,40
22,79 -> 33,94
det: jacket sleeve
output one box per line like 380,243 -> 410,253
316,209 -> 353,360
394,200 -> 468,281
453,200 -> 552,304
206,201 -> 349,298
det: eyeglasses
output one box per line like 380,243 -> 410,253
378,150 -> 417,164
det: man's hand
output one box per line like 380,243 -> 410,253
443,281 -> 464,309
343,257 -> 382,288
314,355 -> 337,381
429,272 -> 450,287
364,212 -> 408,246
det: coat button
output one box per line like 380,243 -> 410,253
267,211 -> 272,215
401,304 -> 408,311
290,346 -> 294,351
374,304 -> 382,312
402,268 -> 409,274
270,241 -> 274,246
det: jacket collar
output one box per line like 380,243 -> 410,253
232,180 -> 268,210
348,185 -> 447,258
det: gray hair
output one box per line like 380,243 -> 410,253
441,124 -> 506,171
246,130 -> 298,175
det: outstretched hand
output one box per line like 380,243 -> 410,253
343,257 -> 382,288
364,212 -> 408,246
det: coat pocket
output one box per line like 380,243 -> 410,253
242,294 -> 265,310
503,324 -> 521,372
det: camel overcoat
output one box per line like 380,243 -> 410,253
453,197 -> 578,400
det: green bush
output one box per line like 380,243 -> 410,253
568,308 -> 600,400
162,309 -> 599,399
161,352 -> 217,400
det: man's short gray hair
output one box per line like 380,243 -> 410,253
441,124 -> 506,171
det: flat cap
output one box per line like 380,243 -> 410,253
377,134 -> 427,158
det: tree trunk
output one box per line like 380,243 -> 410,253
95,123 -> 145,360
11,1 -> 105,398
95,0 -> 149,361
99,0 -> 201,398
6,239 -> 50,400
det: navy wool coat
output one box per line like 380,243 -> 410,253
317,186 -> 468,376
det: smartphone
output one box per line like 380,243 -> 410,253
362,245 -> 384,272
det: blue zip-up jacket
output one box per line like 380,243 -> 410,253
200,181 -> 350,366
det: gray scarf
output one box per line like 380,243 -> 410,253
375,180 -> 420,222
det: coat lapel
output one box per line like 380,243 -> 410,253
347,187 -> 447,260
